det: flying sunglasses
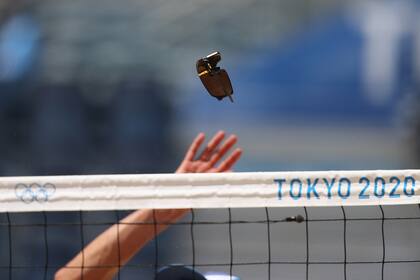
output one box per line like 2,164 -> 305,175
196,51 -> 234,102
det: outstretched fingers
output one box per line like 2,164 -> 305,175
208,134 -> 238,167
184,133 -> 205,161
216,148 -> 242,172
198,131 -> 225,161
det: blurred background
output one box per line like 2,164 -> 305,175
1,0 -> 420,279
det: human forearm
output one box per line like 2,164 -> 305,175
55,208 -> 188,280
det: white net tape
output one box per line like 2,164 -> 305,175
1,170 -> 419,212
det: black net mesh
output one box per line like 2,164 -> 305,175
0,205 -> 419,280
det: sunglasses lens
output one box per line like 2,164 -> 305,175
199,69 -> 233,100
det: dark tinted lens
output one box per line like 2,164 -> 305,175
199,69 -> 233,100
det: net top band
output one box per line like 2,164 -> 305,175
1,170 -> 419,212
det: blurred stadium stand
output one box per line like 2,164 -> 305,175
30,86 -> 88,175
180,0 -> 420,171
0,0 -> 353,176
33,0 -> 346,85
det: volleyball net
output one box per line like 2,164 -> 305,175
0,170 -> 419,279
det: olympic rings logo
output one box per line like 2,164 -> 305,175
15,183 -> 56,203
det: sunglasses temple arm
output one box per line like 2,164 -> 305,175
227,93 -> 234,102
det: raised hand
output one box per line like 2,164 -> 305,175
176,131 -> 242,173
